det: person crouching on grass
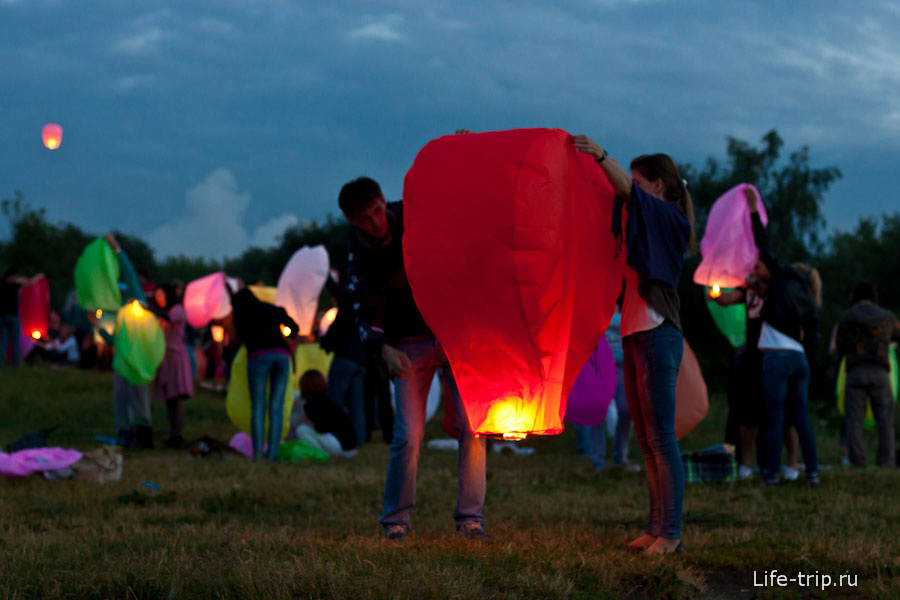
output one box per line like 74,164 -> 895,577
572,136 -> 694,555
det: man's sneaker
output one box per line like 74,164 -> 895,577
738,465 -> 754,480
383,524 -> 408,542
616,462 -> 641,473
456,521 -> 489,540
783,466 -> 800,481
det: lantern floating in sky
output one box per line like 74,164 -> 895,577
42,123 -> 63,150
19,278 -> 50,342
276,245 -> 329,337
694,183 -> 768,289
403,128 -> 626,438
184,272 -> 232,329
113,300 -> 165,385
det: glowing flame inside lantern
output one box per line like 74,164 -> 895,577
95,309 -> 103,319
31,330 -> 42,340
709,285 -> 722,299
42,124 -> 63,150
484,400 -> 531,440
281,324 -> 292,337
130,300 -> 145,319
211,325 -> 225,343
319,307 -> 338,335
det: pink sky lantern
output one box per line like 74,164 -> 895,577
19,278 -> 50,341
42,123 -> 63,150
183,272 -> 232,329
403,128 -> 626,439
694,183 -> 768,289
564,337 -> 617,427
276,245 -> 329,336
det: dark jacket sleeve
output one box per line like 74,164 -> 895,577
751,212 -> 782,276
345,237 -> 385,349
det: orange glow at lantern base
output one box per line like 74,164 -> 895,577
709,285 -> 722,299
281,325 -> 292,337
130,300 -> 146,319
31,331 -> 42,340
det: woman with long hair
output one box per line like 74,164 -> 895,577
573,136 -> 694,554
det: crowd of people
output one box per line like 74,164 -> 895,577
2,131 -> 899,555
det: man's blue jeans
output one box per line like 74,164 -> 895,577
0,315 -> 21,366
581,364 -> 632,469
328,356 -> 367,446
623,321 -> 684,540
380,336 -> 487,529
761,349 -> 818,483
248,352 -> 291,461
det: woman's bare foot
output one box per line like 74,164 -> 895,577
626,534 -> 657,550
645,537 -> 683,554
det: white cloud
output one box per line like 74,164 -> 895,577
112,74 -> 156,92
148,168 -> 297,259
347,14 -> 406,42
113,26 -> 166,55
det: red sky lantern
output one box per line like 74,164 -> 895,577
42,124 -> 63,150
19,278 -> 50,341
403,128 -> 626,439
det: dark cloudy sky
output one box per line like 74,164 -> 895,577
1,0 -> 898,259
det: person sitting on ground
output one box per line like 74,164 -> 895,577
292,369 -> 358,458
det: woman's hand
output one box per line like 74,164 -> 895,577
570,135 -> 606,162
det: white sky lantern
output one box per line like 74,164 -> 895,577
275,245 -> 329,337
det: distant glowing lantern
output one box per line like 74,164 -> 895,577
275,246 -> 330,336
318,307 -> 338,336
403,128 -> 626,438
184,272 -> 232,328
19,278 -> 50,343
96,309 -> 103,319
211,325 -> 225,343
694,183 -> 768,289
113,300 -> 165,385
42,123 -> 63,150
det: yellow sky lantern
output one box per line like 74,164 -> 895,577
42,123 -> 63,150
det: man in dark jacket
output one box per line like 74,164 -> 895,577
339,176 -> 487,541
836,281 -> 900,468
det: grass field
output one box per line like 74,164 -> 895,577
1,366 -> 899,599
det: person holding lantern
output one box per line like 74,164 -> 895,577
744,187 -> 820,486
86,234 -> 155,448
151,283 -> 195,448
1,267 -> 45,366
572,136 -> 693,555
338,175 -> 488,542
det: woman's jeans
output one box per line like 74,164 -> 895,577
623,321 -> 684,540
248,352 -> 291,461
380,336 -> 486,530
761,350 -> 818,483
